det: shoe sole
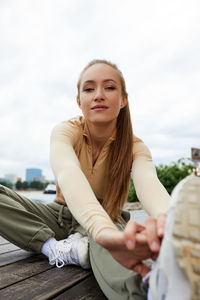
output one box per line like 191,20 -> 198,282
173,176 -> 200,300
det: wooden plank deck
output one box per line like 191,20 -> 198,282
0,237 -> 107,300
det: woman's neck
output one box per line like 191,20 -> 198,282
87,120 -> 116,151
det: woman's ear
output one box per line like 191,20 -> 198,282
120,95 -> 128,108
77,97 -> 81,108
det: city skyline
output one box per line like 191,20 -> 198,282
0,167 -> 49,183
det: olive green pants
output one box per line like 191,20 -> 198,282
0,184 -> 148,300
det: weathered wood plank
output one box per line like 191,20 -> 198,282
54,275 -> 107,300
0,236 -> 34,267
0,243 -> 19,254
0,254 -> 51,289
0,248 -> 33,267
0,237 -> 9,245
0,265 -> 91,300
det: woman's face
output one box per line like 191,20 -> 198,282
77,63 -> 127,125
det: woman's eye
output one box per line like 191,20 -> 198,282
84,88 -> 94,92
106,86 -> 116,90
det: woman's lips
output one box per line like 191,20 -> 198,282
91,105 -> 108,111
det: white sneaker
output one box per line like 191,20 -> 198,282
49,232 -> 90,269
149,175 -> 200,300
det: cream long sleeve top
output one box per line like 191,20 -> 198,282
50,116 -> 170,240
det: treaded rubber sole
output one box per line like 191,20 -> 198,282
173,176 -> 200,300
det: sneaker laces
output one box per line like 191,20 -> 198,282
49,233 -> 85,268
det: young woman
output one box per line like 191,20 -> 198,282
0,59 -> 170,299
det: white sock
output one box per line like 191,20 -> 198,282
41,237 -> 57,257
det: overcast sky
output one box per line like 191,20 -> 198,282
1,0 -> 200,181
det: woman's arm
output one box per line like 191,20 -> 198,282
131,140 -> 170,251
132,140 -> 170,217
50,121 -> 118,239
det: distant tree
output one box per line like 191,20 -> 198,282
156,158 -> 194,195
0,181 -> 13,189
15,180 -> 22,190
22,181 -> 29,190
127,158 -> 194,202
127,179 -> 138,202
30,181 -> 44,190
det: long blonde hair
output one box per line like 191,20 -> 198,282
77,59 -> 133,222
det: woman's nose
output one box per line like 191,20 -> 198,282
94,87 -> 104,101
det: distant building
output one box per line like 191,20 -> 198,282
26,168 -> 42,182
4,174 -> 18,184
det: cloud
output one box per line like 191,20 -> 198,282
0,0 -> 199,180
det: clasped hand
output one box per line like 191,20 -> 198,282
95,213 -> 166,278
